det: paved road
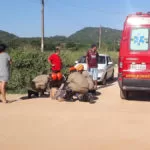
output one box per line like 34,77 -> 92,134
1,74 -> 150,150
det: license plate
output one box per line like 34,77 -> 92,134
130,64 -> 146,71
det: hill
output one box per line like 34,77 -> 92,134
0,27 -> 121,50
68,27 -> 122,44
0,30 -> 18,43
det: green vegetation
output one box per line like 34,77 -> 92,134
0,27 -> 120,93
69,27 -> 121,44
1,27 -> 121,52
8,51 -> 49,93
7,48 -> 118,93
7,49 -> 83,93
0,30 -> 18,43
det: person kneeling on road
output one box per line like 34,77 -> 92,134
66,67 -> 89,101
55,67 -> 89,102
75,64 -> 96,95
29,74 -> 49,98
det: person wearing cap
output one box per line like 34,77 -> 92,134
66,66 -> 89,98
54,66 -> 77,102
75,64 -> 94,92
75,64 -> 84,74
54,66 -> 88,102
0,44 -> 12,103
48,47 -> 62,73
86,44 -> 99,90
69,66 -> 76,73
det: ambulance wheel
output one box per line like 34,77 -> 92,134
120,89 -> 128,99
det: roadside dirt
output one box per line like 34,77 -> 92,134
1,69 -> 150,150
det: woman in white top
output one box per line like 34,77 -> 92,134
0,44 -> 12,103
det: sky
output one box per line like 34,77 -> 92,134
0,0 -> 150,37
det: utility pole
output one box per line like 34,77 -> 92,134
113,40 -> 115,51
99,25 -> 101,50
41,0 -> 44,52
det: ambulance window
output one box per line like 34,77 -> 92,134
130,28 -> 149,51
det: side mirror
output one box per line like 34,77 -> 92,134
75,61 -> 78,64
108,62 -> 113,65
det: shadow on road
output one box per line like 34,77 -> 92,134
95,91 -> 101,96
8,100 -> 18,103
127,91 -> 150,102
19,92 -> 101,104
100,77 -> 118,88
0,100 -> 18,103
20,94 -> 49,100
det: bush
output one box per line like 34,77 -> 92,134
7,50 -> 85,93
7,49 -> 118,93
8,51 -> 50,93
99,49 -> 118,64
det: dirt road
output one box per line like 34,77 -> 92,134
1,73 -> 150,150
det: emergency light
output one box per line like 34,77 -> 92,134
127,17 -> 150,25
136,12 -> 143,15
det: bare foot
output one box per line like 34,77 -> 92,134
2,100 -> 8,104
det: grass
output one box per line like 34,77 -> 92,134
61,48 -> 118,65
7,47 -> 118,93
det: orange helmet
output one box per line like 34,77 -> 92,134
75,64 -> 84,71
69,66 -> 76,72
51,73 -> 57,81
57,72 -> 63,80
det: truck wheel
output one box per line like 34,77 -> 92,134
110,70 -> 114,80
120,89 -> 128,99
102,74 -> 107,85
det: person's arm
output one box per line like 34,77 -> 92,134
9,59 -> 12,65
86,51 -> 89,70
60,56 -> 63,69
67,74 -> 73,83
48,55 -> 55,67
96,52 -> 99,62
7,54 -> 12,65
66,75 -> 71,83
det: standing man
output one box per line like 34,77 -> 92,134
86,44 -> 99,90
0,44 -> 12,103
48,47 -> 62,73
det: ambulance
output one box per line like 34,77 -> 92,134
118,12 -> 150,99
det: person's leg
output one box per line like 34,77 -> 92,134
88,68 -> 93,77
0,82 -> 1,93
93,68 -> 98,90
94,81 -> 97,89
0,82 -> 1,102
88,67 -> 91,74
89,68 -> 93,80
89,68 -> 96,94
1,81 -> 7,103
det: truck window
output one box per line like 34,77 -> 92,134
108,56 -> 112,62
130,28 -> 149,51
78,56 -> 86,63
98,56 -> 105,64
